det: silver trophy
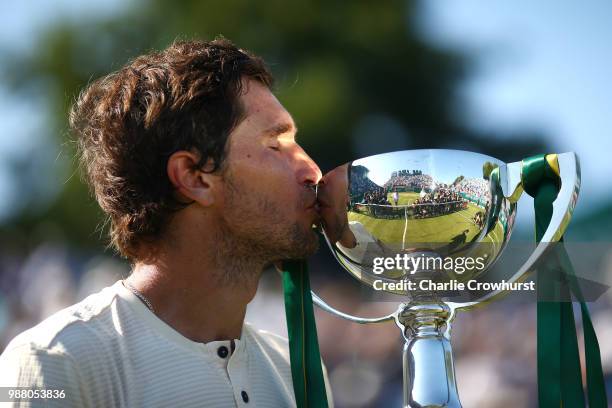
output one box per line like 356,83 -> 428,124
315,149 -> 579,408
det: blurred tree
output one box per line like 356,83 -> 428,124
0,0 -> 548,251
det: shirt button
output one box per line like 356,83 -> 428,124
217,346 -> 229,358
241,390 -> 249,403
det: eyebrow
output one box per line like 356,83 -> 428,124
263,122 -> 298,139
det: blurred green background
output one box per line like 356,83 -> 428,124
1,1 -> 611,406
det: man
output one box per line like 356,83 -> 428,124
0,39 -> 331,407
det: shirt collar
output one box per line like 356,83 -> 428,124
114,280 -> 247,358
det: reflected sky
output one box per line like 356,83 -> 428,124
354,149 -> 502,186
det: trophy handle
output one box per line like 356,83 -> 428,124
311,231 -> 397,324
311,291 -> 396,324
460,152 -> 580,309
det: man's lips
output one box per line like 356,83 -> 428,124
305,197 -> 322,226
306,202 -> 321,212
306,204 -> 322,228
316,198 -> 333,210
305,195 -> 319,211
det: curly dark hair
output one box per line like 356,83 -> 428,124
70,38 -> 273,260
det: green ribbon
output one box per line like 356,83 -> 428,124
522,154 -> 607,407
282,260 -> 329,408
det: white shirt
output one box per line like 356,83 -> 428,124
0,281 -> 331,407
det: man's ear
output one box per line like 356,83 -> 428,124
167,151 -> 217,206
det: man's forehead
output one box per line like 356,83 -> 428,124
240,81 -> 296,134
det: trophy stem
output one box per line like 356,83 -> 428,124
397,302 -> 462,408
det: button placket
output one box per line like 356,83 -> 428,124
227,340 -> 251,405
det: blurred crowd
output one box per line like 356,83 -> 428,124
224,260 -> 612,408
2,243 -> 612,407
0,244 -> 124,347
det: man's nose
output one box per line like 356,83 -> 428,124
293,145 -> 322,186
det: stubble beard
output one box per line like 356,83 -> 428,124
214,171 -> 319,287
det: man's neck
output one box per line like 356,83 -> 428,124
126,244 -> 263,344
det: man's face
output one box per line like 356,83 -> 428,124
216,79 -> 322,262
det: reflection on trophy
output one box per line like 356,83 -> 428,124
315,149 -> 581,408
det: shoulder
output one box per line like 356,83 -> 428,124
243,322 -> 290,362
1,282 -> 123,367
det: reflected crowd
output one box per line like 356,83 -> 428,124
350,164 -> 491,224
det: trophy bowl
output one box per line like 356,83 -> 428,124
314,149 -> 580,407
